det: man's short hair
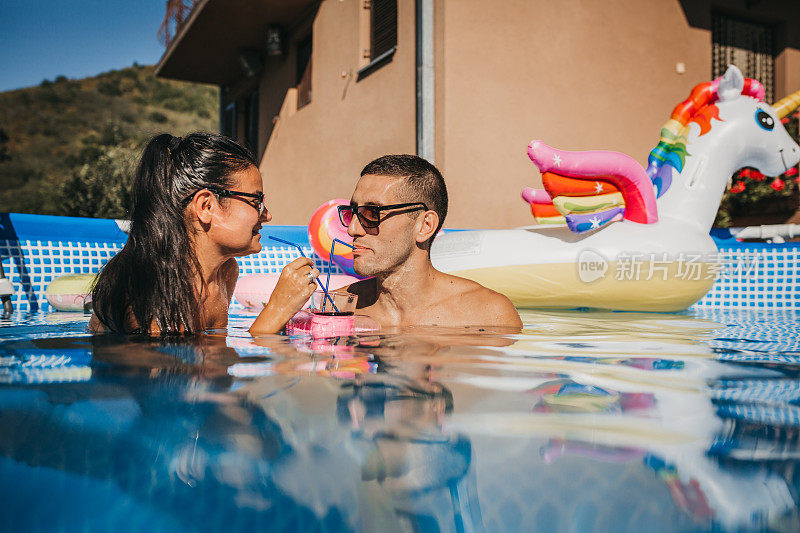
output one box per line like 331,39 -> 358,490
360,155 -> 448,242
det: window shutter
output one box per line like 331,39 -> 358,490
712,14 -> 774,103
371,0 -> 397,59
296,35 -> 313,109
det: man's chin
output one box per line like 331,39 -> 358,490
352,258 -> 378,278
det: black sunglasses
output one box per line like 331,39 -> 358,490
338,202 -> 428,228
184,185 -> 266,215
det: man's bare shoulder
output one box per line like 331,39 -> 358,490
442,274 -> 522,327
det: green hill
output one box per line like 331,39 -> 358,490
0,64 -> 218,218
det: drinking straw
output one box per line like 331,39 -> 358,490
323,239 -> 355,312
267,236 -> 338,312
328,239 -> 355,299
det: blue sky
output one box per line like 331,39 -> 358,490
0,0 -> 167,92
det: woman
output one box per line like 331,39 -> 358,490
90,132 -> 318,335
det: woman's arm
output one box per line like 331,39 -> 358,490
248,257 -> 319,335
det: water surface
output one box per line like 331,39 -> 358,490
1,308 -> 799,532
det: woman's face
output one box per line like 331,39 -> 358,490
212,165 -> 271,256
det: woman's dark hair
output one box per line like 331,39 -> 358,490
92,132 -> 257,335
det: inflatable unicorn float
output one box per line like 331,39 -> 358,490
430,65 -> 800,311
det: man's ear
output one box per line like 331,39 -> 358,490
190,190 -> 216,225
415,210 -> 439,244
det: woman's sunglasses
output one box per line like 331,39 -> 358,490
338,202 -> 428,229
184,185 -> 266,215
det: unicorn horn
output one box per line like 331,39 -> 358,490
772,89 -> 800,118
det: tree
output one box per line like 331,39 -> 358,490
56,145 -> 135,219
0,128 -> 9,162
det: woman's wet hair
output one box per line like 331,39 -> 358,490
92,132 -> 257,335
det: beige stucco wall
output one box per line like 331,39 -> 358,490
776,48 -> 800,103
258,0 -> 417,225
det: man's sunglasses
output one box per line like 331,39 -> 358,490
338,202 -> 428,229
184,185 -> 266,215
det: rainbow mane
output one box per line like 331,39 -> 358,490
646,77 -> 765,198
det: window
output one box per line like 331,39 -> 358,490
244,89 -> 259,154
712,14 -> 774,103
370,0 -> 397,60
296,35 -> 312,109
357,0 -> 397,80
221,101 -> 236,139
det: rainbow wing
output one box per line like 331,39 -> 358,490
521,187 -> 565,225
542,172 -> 620,197
527,141 -> 658,234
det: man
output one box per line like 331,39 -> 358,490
340,155 -> 522,329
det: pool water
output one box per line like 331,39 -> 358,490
2,308 -> 800,532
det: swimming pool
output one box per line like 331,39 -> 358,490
1,213 -> 798,313
1,212 -> 799,531
1,307 -> 800,532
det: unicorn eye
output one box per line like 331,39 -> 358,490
755,109 -> 775,131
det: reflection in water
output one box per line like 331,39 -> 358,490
0,309 -> 799,531
336,371 -> 480,531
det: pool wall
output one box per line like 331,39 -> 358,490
0,213 -> 796,312
0,213 -> 342,313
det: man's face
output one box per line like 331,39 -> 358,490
347,174 -> 420,278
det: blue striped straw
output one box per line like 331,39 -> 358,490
267,236 -> 338,312
327,239 -> 355,305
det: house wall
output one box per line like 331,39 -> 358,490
256,0 -> 417,225
250,0 -> 800,228
776,48 -> 800,102
435,0 -> 800,229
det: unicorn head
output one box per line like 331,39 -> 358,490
650,65 -> 800,231
713,66 -> 800,177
